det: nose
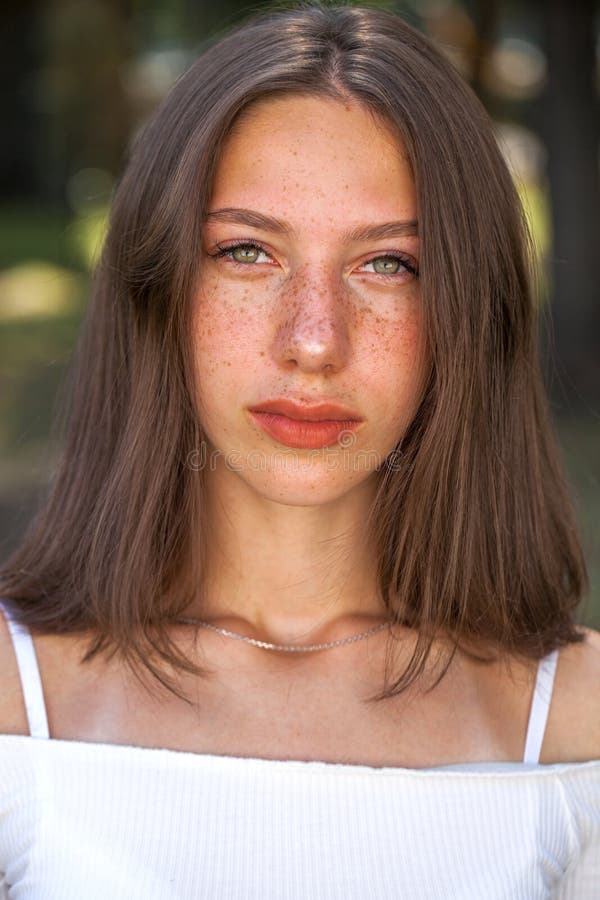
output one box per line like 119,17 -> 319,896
271,268 -> 351,375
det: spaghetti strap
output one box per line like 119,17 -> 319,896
522,648 -> 559,764
0,599 -> 50,739
0,598 -> 564,761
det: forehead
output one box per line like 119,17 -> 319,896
208,95 -> 417,230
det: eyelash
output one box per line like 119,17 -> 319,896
207,241 -> 419,279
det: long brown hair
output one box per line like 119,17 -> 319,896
0,2 -> 588,704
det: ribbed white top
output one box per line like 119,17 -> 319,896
1,601 -> 599,899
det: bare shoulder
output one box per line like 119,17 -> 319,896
543,626 -> 600,763
0,603 -> 29,735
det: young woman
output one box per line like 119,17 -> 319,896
1,3 -> 598,897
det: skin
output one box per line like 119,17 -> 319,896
2,96 -> 598,769
189,94 -> 428,647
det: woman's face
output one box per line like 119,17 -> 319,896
192,94 -> 428,504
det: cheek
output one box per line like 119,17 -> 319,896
366,303 -> 428,424
192,286 -> 266,398
194,277 -> 248,351
366,292 -> 426,372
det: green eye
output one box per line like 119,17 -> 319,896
371,256 -> 402,274
232,245 -> 260,263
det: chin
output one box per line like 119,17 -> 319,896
241,467 -> 376,507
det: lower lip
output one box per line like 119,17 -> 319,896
249,411 -> 361,449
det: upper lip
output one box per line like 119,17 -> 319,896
249,398 -> 363,422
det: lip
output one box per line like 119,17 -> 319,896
248,398 -> 363,422
249,410 -> 362,449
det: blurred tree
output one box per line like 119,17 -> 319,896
0,0 -> 44,200
539,0 -> 600,414
469,0 -> 500,100
39,0 -> 133,206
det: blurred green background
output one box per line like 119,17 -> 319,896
1,0 -> 598,626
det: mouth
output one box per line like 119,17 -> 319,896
248,409 -> 362,449
248,398 -> 363,423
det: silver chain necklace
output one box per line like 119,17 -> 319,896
174,617 -> 390,652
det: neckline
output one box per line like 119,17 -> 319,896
1,732 -> 599,778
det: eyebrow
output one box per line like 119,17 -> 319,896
205,207 -> 418,240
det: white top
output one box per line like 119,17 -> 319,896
0,600 -> 599,899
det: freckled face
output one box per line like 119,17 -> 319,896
192,95 -> 428,504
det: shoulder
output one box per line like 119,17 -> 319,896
0,602 -> 29,735
544,626 -> 600,763
0,603 -> 109,741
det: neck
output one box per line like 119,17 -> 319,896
184,465 -> 388,646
